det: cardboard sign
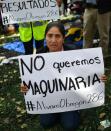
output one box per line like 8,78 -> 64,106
0,0 -> 59,25
18,48 -> 105,114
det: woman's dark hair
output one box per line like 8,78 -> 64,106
45,21 -> 65,38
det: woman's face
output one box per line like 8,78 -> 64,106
46,26 -> 64,52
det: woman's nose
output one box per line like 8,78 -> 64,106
51,36 -> 56,42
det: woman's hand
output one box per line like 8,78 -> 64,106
21,84 -> 29,93
100,75 -> 107,82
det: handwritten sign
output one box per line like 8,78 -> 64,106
18,48 -> 105,114
0,0 -> 59,25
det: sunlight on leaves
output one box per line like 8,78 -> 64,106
12,98 -> 16,101
0,103 -> 2,107
13,70 -> 17,73
17,119 -> 22,123
99,113 -> 106,119
108,95 -> 111,99
0,97 -> 5,101
7,93 -> 11,96
20,123 -> 28,128
16,106 -> 22,112
15,101 -> 22,105
0,80 -> 3,84
4,79 -> 8,82
16,114 -> 22,118
21,109 -> 26,114
4,118 -> 10,124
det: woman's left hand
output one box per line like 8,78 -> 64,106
100,75 -> 107,82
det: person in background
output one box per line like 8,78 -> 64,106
19,21 -> 48,55
83,0 -> 111,57
0,2 -> 4,36
83,0 -> 98,48
97,0 -> 111,56
63,0 -> 68,16
21,21 -> 107,131
56,0 -> 64,16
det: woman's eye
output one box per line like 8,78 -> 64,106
47,34 -> 61,38
55,34 -> 61,38
48,34 -> 52,38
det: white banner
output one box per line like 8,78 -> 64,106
18,48 -> 105,114
0,0 -> 59,25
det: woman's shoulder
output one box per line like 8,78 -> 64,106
36,46 -> 49,54
63,43 -> 79,51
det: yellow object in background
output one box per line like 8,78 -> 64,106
65,27 -> 83,42
66,27 -> 81,37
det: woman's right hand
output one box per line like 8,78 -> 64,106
100,75 -> 107,82
21,84 -> 29,93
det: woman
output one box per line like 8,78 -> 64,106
21,21 -> 107,131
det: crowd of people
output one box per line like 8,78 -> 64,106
0,1 -> 111,57
7,0 -> 110,58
